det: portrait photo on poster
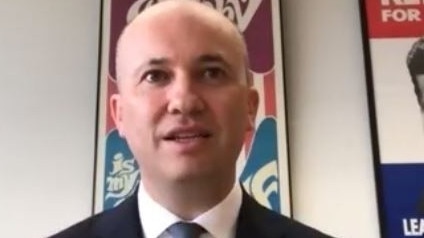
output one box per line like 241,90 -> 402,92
360,0 -> 424,237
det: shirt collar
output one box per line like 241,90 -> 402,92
193,183 -> 242,238
137,181 -> 242,238
138,182 -> 180,238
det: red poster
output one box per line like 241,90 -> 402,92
361,0 -> 424,237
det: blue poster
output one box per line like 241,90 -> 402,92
381,164 -> 424,237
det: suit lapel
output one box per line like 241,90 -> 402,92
235,190 -> 263,238
95,194 -> 144,238
235,189 -> 286,238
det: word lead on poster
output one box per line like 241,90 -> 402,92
403,218 -> 424,236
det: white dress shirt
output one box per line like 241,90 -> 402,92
137,181 -> 242,238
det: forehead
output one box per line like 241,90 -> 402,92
128,1 -> 241,40
117,5 -> 245,71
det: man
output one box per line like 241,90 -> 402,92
52,1 -> 332,237
407,37 -> 424,117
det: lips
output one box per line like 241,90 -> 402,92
163,127 -> 212,141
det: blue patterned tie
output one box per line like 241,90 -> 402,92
167,222 -> 205,238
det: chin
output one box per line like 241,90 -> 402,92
165,164 -> 213,183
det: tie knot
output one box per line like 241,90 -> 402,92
167,222 -> 205,238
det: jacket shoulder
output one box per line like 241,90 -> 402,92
239,193 -> 335,238
49,210 -> 110,238
49,195 -> 141,238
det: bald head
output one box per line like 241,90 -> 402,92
115,0 -> 250,87
129,0 -> 238,28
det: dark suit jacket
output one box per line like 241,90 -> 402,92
50,191 -> 334,238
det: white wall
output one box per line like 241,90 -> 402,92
0,0 -> 100,237
0,0 -> 380,237
282,1 -> 380,237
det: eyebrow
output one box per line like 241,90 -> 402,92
196,54 -> 231,68
133,54 -> 231,76
142,54 -> 228,66
132,57 -> 169,78
144,57 -> 169,66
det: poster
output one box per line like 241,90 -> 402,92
94,0 -> 291,217
361,0 -> 424,237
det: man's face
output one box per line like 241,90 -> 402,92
416,75 -> 424,130
111,13 -> 258,184
417,74 -> 424,108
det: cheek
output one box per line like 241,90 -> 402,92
209,91 -> 249,129
120,95 -> 165,163
121,94 -> 164,132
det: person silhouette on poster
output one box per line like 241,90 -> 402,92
407,37 -> 424,116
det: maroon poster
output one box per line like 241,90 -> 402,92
95,0 -> 291,217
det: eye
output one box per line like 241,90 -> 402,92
202,67 -> 227,82
141,69 -> 170,84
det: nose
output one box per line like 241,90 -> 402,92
166,73 -> 205,116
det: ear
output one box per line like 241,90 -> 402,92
246,87 -> 259,132
110,94 -> 126,138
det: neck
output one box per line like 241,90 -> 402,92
142,175 -> 235,220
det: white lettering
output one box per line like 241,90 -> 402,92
408,8 -> 422,20
381,0 -> 424,6
122,159 -> 135,173
107,176 -> 125,192
403,218 -> 424,236
381,8 -> 422,22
